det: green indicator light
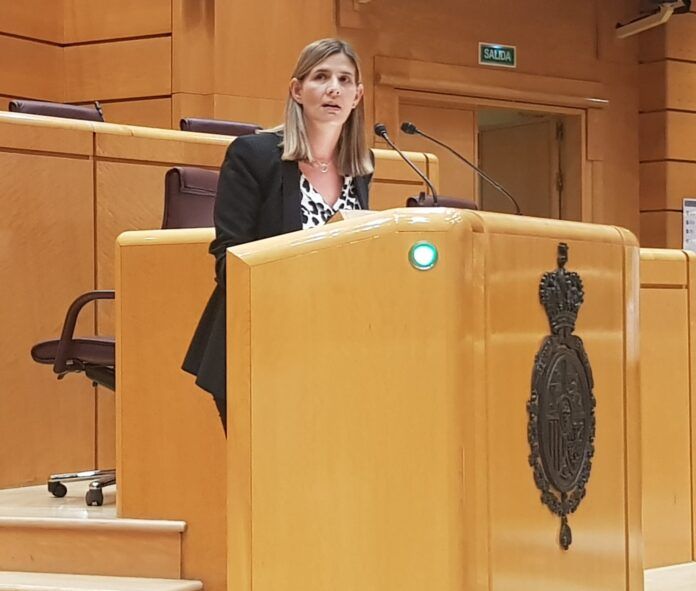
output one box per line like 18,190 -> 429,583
409,241 -> 438,271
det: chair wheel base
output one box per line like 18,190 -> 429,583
85,488 -> 103,506
48,481 -> 67,498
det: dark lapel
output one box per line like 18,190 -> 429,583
355,175 -> 370,210
281,159 -> 302,233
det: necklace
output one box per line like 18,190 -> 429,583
312,159 -> 331,173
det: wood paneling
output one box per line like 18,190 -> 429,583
0,98 -> 9,111
171,93 -> 215,128
641,285 -> 692,568
640,111 -> 696,162
398,103 -> 476,203
95,161 -> 173,332
0,526 -> 181,578
95,133 -> 227,167
0,148 -> 95,488
641,161 -> 696,211
226,209 -> 639,591
63,0 -> 171,43
97,386 -> 116,470
214,0 -> 335,99
0,34 -> 62,101
479,119 -> 556,216
641,13 -> 696,62
172,0 -> 214,95
0,119 -> 92,155
0,2 -> 64,42
116,230 -> 225,591
100,98 -> 173,129
343,0 -> 602,80
212,94 -> 284,129
641,60 -> 696,113
640,61 -> 666,113
641,210 -> 684,248
64,37 -> 171,102
662,13 -> 696,62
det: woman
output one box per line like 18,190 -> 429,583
183,38 -> 373,430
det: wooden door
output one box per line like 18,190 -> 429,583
478,117 -> 561,217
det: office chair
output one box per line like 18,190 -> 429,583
179,117 -> 261,136
9,99 -> 105,122
31,166 -> 219,506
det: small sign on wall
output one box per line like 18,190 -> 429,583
683,198 -> 696,252
479,42 -> 516,68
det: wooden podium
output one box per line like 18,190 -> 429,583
225,209 -> 641,591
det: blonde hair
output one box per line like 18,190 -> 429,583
265,38 -> 373,177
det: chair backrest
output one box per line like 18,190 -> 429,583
9,99 -> 104,122
406,194 -> 479,210
162,167 -> 219,229
179,117 -> 262,136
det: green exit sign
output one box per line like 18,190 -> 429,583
479,43 -> 516,68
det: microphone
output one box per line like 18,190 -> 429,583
374,123 -> 438,206
400,121 -> 522,215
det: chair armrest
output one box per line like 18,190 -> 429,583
54,290 -> 115,374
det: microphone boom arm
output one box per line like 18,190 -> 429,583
374,124 -> 439,204
403,123 -> 522,215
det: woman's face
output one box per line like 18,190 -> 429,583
291,52 -> 364,129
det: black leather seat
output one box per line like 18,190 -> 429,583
9,99 -> 104,122
180,117 -> 261,136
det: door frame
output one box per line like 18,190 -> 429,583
373,56 -> 609,222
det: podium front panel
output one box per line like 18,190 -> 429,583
226,209 -> 640,591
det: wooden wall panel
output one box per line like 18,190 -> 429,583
640,14 -> 696,62
342,0 -> 603,80
0,98 -> 9,112
96,134 -> 227,167
641,211 -> 684,248
116,231 -> 225,591
0,2 -> 64,42
0,35 -> 62,101
212,94 -> 283,129
0,119 -> 92,155
172,0 -> 214,95
95,161 -> 173,333
172,93 -> 215,128
97,386 -> 116,470
100,98 -> 173,129
639,61 -> 666,112
214,0 -> 335,99
640,111 -> 696,162
641,280 -> 693,568
63,0 -> 171,43
64,37 -> 171,102
641,60 -> 696,112
641,161 -> 696,211
663,14 -> 696,62
398,103 -> 475,202
598,79 -> 640,232
0,149 -> 95,488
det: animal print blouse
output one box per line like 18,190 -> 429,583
300,174 -> 361,230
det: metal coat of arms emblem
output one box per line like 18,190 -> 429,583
527,242 -> 596,550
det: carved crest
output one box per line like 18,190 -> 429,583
528,242 -> 596,550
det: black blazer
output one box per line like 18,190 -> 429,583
182,132 -> 371,428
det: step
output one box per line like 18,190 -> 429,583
0,485 -> 185,579
0,571 -> 202,591
645,561 -> 696,591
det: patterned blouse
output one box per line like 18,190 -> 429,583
300,174 -> 361,230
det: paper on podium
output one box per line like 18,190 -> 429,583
327,209 -> 375,223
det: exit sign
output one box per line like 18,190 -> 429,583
479,43 -> 516,68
